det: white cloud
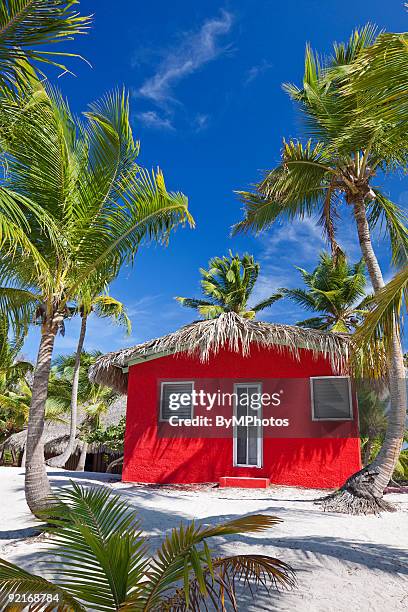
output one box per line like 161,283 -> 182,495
259,217 -> 326,263
136,111 -> 175,131
193,113 -> 210,131
138,10 -> 233,105
244,60 -> 272,85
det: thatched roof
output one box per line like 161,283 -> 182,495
0,396 -> 126,454
90,312 -> 350,394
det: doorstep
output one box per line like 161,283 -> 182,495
219,476 -> 270,488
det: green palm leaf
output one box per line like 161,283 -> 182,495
133,514 -> 286,610
367,190 -> 408,266
280,253 -> 368,332
161,555 -> 296,611
252,292 -> 283,312
93,295 -> 132,336
176,252 -> 279,320
39,483 -> 149,611
0,557 -> 85,612
233,140 -> 335,236
354,266 -> 408,359
0,484 -> 294,611
0,0 -> 91,86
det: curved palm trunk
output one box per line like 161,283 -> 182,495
47,315 -> 88,468
323,199 -> 407,513
25,320 -> 59,516
106,455 -> 124,473
76,441 -> 88,471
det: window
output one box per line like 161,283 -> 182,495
233,383 -> 263,467
160,381 -> 194,421
310,377 -> 353,421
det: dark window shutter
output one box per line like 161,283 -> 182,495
161,382 -> 194,421
312,377 -> 352,420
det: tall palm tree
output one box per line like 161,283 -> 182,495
281,252 -> 369,332
234,26 -> 408,513
48,349 -> 120,470
0,484 -> 294,610
0,0 -> 91,87
48,289 -> 130,468
176,252 -> 282,319
0,81 -> 192,514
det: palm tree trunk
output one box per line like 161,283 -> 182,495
47,315 -> 88,468
76,441 -> 88,471
322,198 -> 406,513
25,320 -> 59,516
21,443 -> 26,467
106,455 -> 124,473
363,436 -> 374,467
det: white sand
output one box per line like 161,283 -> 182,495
1,466 -> 407,611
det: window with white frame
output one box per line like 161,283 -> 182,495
160,381 -> 194,421
310,377 -> 353,421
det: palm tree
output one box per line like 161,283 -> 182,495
281,252 -> 369,332
0,81 -> 192,515
49,350 -> 119,471
47,290 -> 130,468
234,26 -> 407,513
176,252 -> 282,319
0,0 -> 91,88
0,484 -> 294,610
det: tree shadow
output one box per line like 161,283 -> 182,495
0,527 -> 41,540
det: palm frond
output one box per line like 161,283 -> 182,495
38,482 -> 149,611
354,267 -> 408,357
175,297 -> 215,310
161,554 -> 295,611
367,190 -> 408,266
0,0 -> 91,86
70,167 -> 193,293
252,292 -> 283,312
295,316 -> 328,330
0,557 -> 85,612
0,284 -> 39,335
339,32 -> 408,128
281,288 -> 318,311
233,140 -> 334,236
135,515 -> 286,610
93,295 -> 132,335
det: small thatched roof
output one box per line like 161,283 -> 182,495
90,312 -> 350,394
0,396 -> 126,455
0,421 -> 70,454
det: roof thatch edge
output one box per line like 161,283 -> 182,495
89,312 -> 350,394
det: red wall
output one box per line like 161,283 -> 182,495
122,345 -> 361,489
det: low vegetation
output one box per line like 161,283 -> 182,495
0,484 -> 294,611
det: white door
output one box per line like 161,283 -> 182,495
233,383 -> 263,467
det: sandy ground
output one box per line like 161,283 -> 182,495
1,466 -> 407,611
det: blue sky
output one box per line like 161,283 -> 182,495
22,0 -> 408,360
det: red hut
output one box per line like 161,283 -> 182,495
91,313 -> 361,489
